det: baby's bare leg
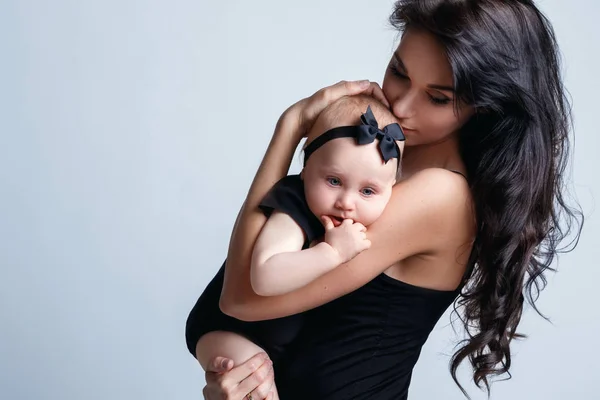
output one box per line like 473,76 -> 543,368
195,331 -> 280,399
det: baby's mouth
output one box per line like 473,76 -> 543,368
331,216 -> 344,227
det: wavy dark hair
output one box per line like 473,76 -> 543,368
390,0 -> 583,397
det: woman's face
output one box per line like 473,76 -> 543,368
382,27 -> 475,146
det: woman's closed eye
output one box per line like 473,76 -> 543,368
388,65 -> 451,106
388,64 -> 408,80
429,96 -> 451,105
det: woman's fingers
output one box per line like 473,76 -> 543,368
307,80 -> 370,115
244,364 -> 276,400
303,80 -> 391,132
225,353 -> 271,386
317,79 -> 371,102
320,80 -> 388,107
204,353 -> 272,399
279,79 -> 389,141
204,353 -> 268,389
236,357 -> 274,398
364,82 -> 390,108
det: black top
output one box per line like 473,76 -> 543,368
276,274 -> 459,399
259,174 -> 324,248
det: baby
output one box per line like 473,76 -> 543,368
251,95 -> 404,296
188,95 -> 404,398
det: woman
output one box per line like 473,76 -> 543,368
188,0 -> 582,398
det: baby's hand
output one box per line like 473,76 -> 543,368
321,216 -> 371,264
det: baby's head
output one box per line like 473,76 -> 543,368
301,95 -> 405,227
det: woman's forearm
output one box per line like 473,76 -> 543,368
220,110 -> 302,311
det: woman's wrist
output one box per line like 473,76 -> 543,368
275,105 -> 305,144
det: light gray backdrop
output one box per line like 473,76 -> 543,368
1,0 -> 598,399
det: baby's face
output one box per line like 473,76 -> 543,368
302,137 -> 397,227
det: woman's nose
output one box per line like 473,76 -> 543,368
390,90 -> 417,120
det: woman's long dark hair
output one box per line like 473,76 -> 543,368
390,0 -> 583,397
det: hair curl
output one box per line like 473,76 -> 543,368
389,0 -> 583,396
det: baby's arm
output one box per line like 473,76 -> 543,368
250,211 -> 341,296
251,212 -> 370,296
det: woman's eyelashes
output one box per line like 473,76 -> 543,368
388,65 -> 452,106
388,64 -> 408,79
429,96 -> 451,105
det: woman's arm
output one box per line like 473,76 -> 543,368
220,80 -> 387,311
219,109 -> 302,308
225,167 -> 472,321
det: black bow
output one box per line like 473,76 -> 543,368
356,106 -> 405,163
302,105 -> 405,167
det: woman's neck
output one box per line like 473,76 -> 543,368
400,135 -> 464,180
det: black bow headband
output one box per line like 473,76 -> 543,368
303,106 -> 405,166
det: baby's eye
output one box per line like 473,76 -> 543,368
361,188 -> 375,196
327,177 -> 341,186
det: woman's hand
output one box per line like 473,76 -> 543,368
202,353 -> 275,400
278,80 -> 389,142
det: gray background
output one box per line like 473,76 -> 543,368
1,0 -> 597,399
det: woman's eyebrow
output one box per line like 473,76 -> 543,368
393,52 -> 455,93
393,53 -> 408,72
428,83 -> 455,93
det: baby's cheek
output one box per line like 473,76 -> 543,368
363,202 -> 387,226
377,194 -> 394,218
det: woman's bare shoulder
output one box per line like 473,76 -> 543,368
393,167 -> 472,211
387,167 -> 474,243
